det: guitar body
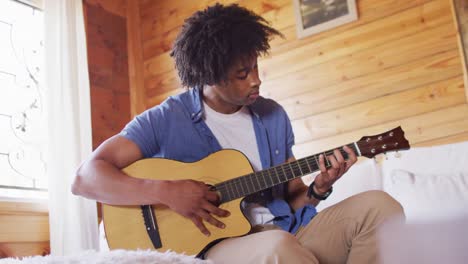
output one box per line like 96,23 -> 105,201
103,149 -> 253,255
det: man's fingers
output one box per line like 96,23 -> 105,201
333,149 -> 346,176
205,191 -> 220,203
326,155 -> 340,179
343,146 -> 357,172
318,154 -> 328,175
328,154 -> 340,171
334,149 -> 345,164
203,201 -> 230,217
343,145 -> 358,163
190,216 -> 210,236
198,208 -> 225,229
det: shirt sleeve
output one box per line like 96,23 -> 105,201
120,108 -> 160,158
283,107 -> 295,159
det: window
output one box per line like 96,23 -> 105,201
0,0 -> 46,199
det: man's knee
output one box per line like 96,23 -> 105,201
262,230 -> 298,252
358,190 -> 405,220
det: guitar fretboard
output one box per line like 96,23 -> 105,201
214,143 -> 359,203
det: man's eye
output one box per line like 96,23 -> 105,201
237,71 -> 249,79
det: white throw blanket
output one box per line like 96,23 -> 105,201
0,250 -> 212,264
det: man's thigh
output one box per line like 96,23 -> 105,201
206,227 -> 318,264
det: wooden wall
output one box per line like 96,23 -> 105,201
453,0 -> 468,101
0,201 -> 49,258
134,0 -> 468,158
84,0 -> 131,150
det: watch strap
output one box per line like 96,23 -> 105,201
307,181 -> 333,200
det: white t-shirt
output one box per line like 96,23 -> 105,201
203,101 -> 275,225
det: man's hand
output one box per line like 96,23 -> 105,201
314,145 -> 357,194
163,179 -> 230,236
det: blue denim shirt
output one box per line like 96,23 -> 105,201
120,87 -> 317,233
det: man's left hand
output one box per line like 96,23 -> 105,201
314,145 -> 357,194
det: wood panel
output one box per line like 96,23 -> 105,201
452,0 -> 468,100
84,0 -> 132,149
292,76 -> 465,144
85,0 -> 127,17
0,242 -> 49,258
127,0 -> 146,116
0,200 -> 49,258
278,49 -> 462,120
267,22 -> 459,104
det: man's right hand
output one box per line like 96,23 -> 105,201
163,179 -> 230,236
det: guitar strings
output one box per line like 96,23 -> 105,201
215,146 -> 356,201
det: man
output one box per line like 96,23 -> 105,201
72,3 -> 404,263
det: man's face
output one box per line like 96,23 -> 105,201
206,56 -> 262,113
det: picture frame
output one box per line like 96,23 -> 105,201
293,0 -> 358,39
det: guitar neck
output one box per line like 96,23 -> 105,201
215,142 -> 361,203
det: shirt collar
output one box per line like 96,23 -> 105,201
187,86 -> 203,122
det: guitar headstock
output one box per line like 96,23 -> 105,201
357,126 -> 410,158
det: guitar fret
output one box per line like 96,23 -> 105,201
253,172 -> 261,191
305,161 -> 310,174
268,168 -> 279,185
258,171 -> 267,189
274,167 -> 280,182
293,162 -> 302,177
240,177 -> 250,196
218,184 -> 226,202
314,154 -> 319,169
263,170 -> 273,187
238,179 -> 244,197
297,161 -> 304,175
281,165 -> 290,181
305,158 -> 313,173
247,174 -> 256,193
224,184 -> 232,202
288,162 -> 296,177
276,167 -> 284,183
323,152 -> 330,167
226,187 -> 233,202
233,178 -> 241,198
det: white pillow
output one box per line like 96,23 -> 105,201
384,169 -> 468,222
381,141 -> 468,176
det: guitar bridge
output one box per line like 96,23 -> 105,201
141,205 -> 162,249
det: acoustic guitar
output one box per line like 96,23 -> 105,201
103,126 -> 410,256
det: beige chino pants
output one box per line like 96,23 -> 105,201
206,190 -> 405,264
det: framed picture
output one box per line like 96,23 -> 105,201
293,0 -> 358,39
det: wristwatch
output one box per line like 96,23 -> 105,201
307,181 -> 333,200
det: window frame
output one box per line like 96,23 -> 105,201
0,0 -> 47,201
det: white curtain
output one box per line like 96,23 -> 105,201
44,0 -> 99,255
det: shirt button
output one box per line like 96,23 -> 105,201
275,149 -> 279,155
